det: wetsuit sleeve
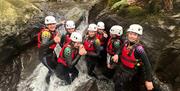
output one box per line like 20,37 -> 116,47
86,39 -> 101,57
60,34 -> 65,47
135,46 -> 152,81
75,15 -> 84,28
56,23 -> 64,29
71,55 -> 81,67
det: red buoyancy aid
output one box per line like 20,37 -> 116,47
96,33 -> 105,46
64,33 -> 71,44
120,44 -> 138,69
57,41 -> 78,66
106,37 -> 121,55
83,38 -> 96,52
37,28 -> 57,50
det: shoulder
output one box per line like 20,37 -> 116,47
135,45 -> 145,54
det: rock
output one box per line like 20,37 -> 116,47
168,25 -> 176,31
65,7 -> 85,22
75,79 -> 98,91
97,14 -> 176,90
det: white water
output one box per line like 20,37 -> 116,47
17,63 -> 91,91
17,10 -> 114,91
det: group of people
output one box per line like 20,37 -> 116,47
37,15 -> 154,91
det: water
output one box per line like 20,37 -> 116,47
17,63 -> 92,91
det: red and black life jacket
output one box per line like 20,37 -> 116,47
106,37 -> 121,55
96,33 -> 105,46
57,41 -> 78,66
120,43 -> 142,69
64,33 -> 71,45
37,28 -> 57,50
83,37 -> 96,52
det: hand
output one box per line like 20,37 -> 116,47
112,54 -> 118,63
107,64 -> 113,69
54,34 -> 60,43
103,33 -> 108,38
145,81 -> 154,91
79,44 -> 87,55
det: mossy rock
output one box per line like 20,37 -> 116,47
108,0 -> 122,7
117,5 -> 145,17
127,6 -> 145,17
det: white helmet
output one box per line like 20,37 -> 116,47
110,25 -> 123,36
66,20 -> 75,29
127,24 -> 143,35
88,24 -> 97,31
70,32 -> 82,42
97,21 -> 105,29
45,16 -> 57,25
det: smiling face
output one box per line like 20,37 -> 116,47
97,29 -> 104,34
88,31 -> 96,37
127,32 -> 140,42
110,33 -> 116,38
47,23 -> 56,31
66,28 -> 75,34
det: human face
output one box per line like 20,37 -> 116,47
110,33 -> 116,38
47,23 -> 56,31
127,32 -> 139,42
74,42 -> 81,49
67,28 -> 75,34
97,29 -> 104,33
88,31 -> 96,37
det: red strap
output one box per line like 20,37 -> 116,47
57,58 -> 67,67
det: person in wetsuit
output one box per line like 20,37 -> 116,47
55,32 -> 87,84
38,16 -> 61,84
113,24 -> 154,91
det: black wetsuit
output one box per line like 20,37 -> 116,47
55,41 -> 81,84
113,41 -> 153,91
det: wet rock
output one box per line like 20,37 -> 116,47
75,79 -> 98,91
88,0 -> 108,23
97,14 -> 178,90
0,0 -> 42,63
155,38 -> 180,91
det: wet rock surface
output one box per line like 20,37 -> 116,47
0,0 -> 180,91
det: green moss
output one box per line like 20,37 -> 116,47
127,6 -> 145,17
108,0 -> 122,7
117,5 -> 145,17
110,0 -> 128,11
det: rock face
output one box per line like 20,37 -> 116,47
0,0 -> 42,63
1,0 -> 180,91
75,79 -> 98,91
0,0 -> 108,91
96,13 -> 180,90
0,0 -> 99,63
